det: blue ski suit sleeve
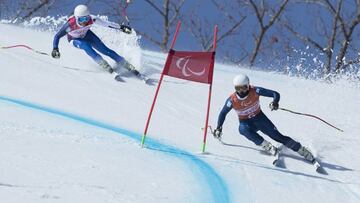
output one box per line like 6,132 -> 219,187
216,97 -> 233,129
53,22 -> 70,49
254,86 -> 280,103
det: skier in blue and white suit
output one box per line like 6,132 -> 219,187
52,4 -> 138,74
213,74 -> 315,162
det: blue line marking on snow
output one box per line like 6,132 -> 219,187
0,95 -> 230,203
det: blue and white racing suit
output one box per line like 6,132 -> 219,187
53,15 -> 123,64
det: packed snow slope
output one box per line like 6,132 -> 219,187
1,23 -> 360,203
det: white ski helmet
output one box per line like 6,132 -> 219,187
233,74 -> 249,87
74,5 -> 90,17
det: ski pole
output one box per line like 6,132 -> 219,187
202,125 -> 223,142
1,44 -> 49,56
208,125 -> 215,134
279,107 -> 344,132
1,44 -> 103,73
201,125 -> 214,134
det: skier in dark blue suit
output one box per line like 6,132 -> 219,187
214,74 -> 315,162
52,4 -> 137,74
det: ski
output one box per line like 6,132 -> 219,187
114,74 -> 126,82
272,146 -> 327,174
216,138 -> 286,168
272,145 -> 285,168
214,136 -> 327,174
312,159 -> 328,175
115,70 -> 153,85
136,73 -> 152,84
297,148 -> 328,175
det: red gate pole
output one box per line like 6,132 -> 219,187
212,25 -> 218,51
141,21 -> 182,147
201,25 -> 218,153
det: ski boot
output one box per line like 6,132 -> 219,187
98,59 -> 114,74
260,140 -> 278,156
297,146 -> 315,163
118,60 -> 140,76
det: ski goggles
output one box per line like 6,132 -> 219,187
77,15 -> 90,24
235,85 -> 249,92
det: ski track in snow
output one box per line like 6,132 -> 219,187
0,95 -> 230,203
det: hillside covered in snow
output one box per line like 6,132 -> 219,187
1,22 -> 360,203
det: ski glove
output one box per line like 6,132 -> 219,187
269,102 -> 279,111
51,48 -> 60,59
213,127 -> 222,139
120,24 -> 132,34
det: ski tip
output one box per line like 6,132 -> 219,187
316,166 -> 328,175
273,159 -> 286,168
143,78 -> 156,86
272,159 -> 278,165
313,159 -> 328,175
114,75 -> 125,82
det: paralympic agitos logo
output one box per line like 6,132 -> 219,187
175,56 -> 206,77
